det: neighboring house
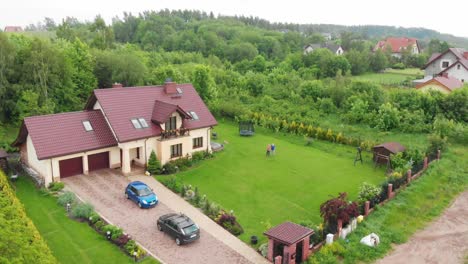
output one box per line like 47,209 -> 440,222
416,73 -> 463,94
303,43 -> 344,55
423,48 -> 468,83
12,81 -> 217,186
4,26 -> 23,32
374,37 -> 420,58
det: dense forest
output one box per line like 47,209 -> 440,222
0,10 -> 467,151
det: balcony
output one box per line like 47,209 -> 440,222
160,127 -> 190,140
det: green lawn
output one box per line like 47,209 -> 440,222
352,68 -> 423,86
173,121 -> 385,243
14,177 -> 159,264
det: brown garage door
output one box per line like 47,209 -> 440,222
88,152 -> 109,172
59,157 -> 83,178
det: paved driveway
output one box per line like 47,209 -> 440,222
63,169 -> 267,264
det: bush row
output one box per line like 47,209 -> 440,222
56,191 -> 148,261
161,151 -> 214,174
159,177 -> 244,236
0,170 -> 56,263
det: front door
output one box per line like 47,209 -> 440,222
295,240 -> 303,264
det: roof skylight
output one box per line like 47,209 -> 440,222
131,119 -> 142,129
83,120 -> 93,131
189,111 -> 199,120
138,118 -> 149,128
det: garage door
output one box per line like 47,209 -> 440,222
88,152 -> 109,172
59,157 -> 83,178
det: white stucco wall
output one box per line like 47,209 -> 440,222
157,127 -> 211,164
445,63 -> 468,82
425,52 -> 458,77
26,135 -> 52,185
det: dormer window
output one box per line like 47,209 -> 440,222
165,116 -> 177,130
83,120 -> 93,131
189,111 -> 199,120
138,118 -> 149,128
131,119 -> 142,129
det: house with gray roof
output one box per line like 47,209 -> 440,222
303,42 -> 344,55
423,48 -> 468,83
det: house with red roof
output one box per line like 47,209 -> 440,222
4,26 -> 23,32
13,80 -> 217,186
422,48 -> 468,83
416,73 -> 464,94
374,37 -> 420,58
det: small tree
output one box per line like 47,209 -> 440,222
147,150 -> 161,175
320,192 -> 359,231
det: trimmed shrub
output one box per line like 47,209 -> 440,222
124,240 -> 146,259
88,212 -> 101,224
357,182 -> 381,206
114,234 -> 130,246
102,224 -> 123,240
71,203 -> 94,219
57,191 -> 76,206
48,182 -> 65,192
147,150 -> 161,175
94,220 -> 105,231
191,151 -> 205,163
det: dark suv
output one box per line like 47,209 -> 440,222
157,213 -> 200,245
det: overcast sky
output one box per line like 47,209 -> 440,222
2,0 -> 468,38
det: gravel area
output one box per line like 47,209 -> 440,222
63,169 -> 265,264
377,191 -> 468,264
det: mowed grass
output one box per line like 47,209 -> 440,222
352,68 -> 423,86
174,121 -> 385,243
14,177 -> 159,264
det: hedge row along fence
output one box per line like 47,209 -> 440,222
0,169 -> 56,264
237,111 -> 379,151
309,150 -> 440,257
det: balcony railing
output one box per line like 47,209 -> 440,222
160,127 -> 189,140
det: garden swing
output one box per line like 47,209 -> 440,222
239,121 -> 255,136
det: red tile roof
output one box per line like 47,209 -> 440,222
264,222 -> 314,245
374,37 -> 418,53
373,142 -> 406,154
86,84 -> 217,142
13,110 -> 117,160
151,100 -> 191,124
4,26 -> 23,32
416,75 -> 463,92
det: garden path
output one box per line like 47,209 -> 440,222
377,191 -> 468,264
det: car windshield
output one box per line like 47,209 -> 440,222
182,224 -> 198,235
137,187 -> 153,196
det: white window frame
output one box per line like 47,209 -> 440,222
83,120 -> 93,131
138,118 -> 149,128
131,119 -> 142,129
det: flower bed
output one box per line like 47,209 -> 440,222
159,176 -> 244,236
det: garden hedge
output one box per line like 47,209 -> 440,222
0,170 -> 56,263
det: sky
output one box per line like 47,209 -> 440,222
2,0 -> 468,38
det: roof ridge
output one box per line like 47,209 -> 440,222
24,109 -> 100,120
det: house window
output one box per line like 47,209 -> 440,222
457,64 -> 461,70
131,119 -> 142,129
442,61 -> 449,68
170,144 -> 182,158
193,137 -> 203,149
165,116 -> 177,130
82,120 -> 93,131
189,111 -> 199,120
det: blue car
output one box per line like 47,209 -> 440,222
125,181 -> 158,208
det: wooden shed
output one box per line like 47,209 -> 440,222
373,142 -> 406,166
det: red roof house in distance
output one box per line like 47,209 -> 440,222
4,26 -> 23,32
374,37 -> 420,58
13,80 -> 217,186
416,73 -> 464,94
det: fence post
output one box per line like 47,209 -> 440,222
407,169 -> 412,183
364,201 -> 370,216
437,150 -> 441,160
388,184 -> 393,199
274,255 -> 282,264
267,238 -> 274,261
423,157 -> 428,169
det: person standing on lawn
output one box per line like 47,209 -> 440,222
266,144 -> 271,156
271,143 -> 276,155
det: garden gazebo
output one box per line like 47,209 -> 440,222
373,142 -> 406,167
264,222 -> 314,264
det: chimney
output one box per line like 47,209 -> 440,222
164,78 -> 177,94
441,72 -> 449,78
112,82 -> 123,88
463,52 -> 468,60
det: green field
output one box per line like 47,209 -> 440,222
14,177 -> 159,264
173,121 -> 385,243
352,68 -> 423,86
